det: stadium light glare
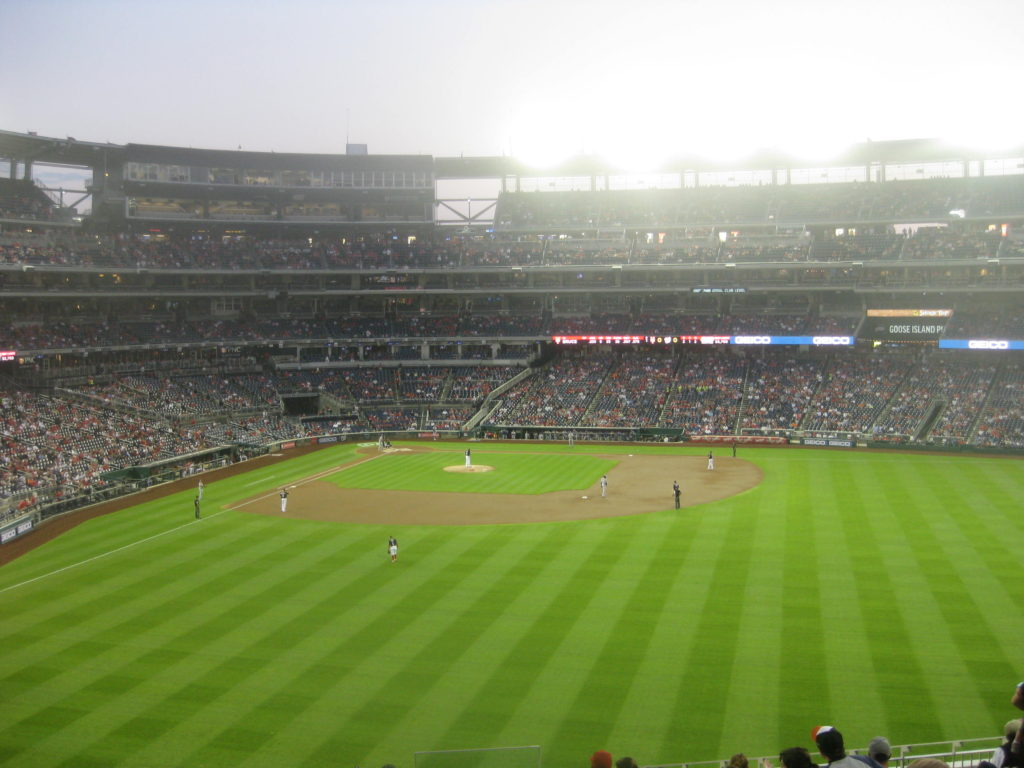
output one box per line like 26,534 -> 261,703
945,127 -> 1023,154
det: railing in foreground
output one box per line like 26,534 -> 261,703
647,736 -> 1001,768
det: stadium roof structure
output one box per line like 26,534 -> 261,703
3,129 -> 1024,179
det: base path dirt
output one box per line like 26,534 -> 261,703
1,443 -> 763,564
235,447 -> 763,526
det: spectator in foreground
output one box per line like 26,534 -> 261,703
779,747 -> 819,768
867,737 -> 892,768
592,751 -> 613,768
729,755 -> 750,768
988,719 -> 1024,768
616,757 -> 639,768
813,725 -> 875,768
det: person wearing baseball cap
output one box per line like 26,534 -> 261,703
812,726 -> 878,768
867,737 -> 892,768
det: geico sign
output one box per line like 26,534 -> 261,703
812,336 -> 851,345
734,336 -> 772,344
968,339 -> 1009,349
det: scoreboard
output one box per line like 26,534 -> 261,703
862,309 -> 952,343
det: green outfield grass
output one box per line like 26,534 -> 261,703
1,443 -> 1022,768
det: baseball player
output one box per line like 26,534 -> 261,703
673,480 -> 681,509
465,448 -> 472,468
388,536 -> 399,563
600,474 -> 608,497
707,451 -> 715,471
194,496 -> 201,519
197,479 -> 204,501
279,488 -> 289,513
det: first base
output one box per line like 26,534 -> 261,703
581,495 -> 588,500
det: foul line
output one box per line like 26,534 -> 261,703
0,507 -> 232,596
224,452 -> 385,511
0,453 -> 386,595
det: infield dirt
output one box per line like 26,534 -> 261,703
1,443 -> 762,564
235,446 -> 762,525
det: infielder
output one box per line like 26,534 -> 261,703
280,488 -> 289,513
465,448 -> 472,468
707,451 -> 715,471
600,474 -> 608,497
673,480 -> 681,509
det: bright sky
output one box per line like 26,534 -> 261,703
2,0 -> 1023,170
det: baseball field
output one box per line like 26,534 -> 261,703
1,441 -> 1022,768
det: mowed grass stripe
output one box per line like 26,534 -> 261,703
657,490 -> 760,757
815,461 -> 886,731
374,522 -> 601,760
293,525 -> 568,766
206,524 -> 511,766
832,459 -> 932,741
714,489 -> 785,759
872,460 -> 1004,741
421,520 -> 633,756
49,521 -> 388,768
126,525 -> 461,768
328,451 -> 615,494
1,446 -> 1023,768
939,462 -> 1024,636
607,497 -> 743,763
602,510 -> 710,760
0,510 -> 283,649
542,509 -> 730,759
0,513 -> 303,705
904,461 -> 1020,725
777,456 -> 831,749
4,523 -> 373,767
536,515 -> 669,753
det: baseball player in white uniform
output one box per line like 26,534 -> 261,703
280,488 -> 289,513
600,475 -> 608,497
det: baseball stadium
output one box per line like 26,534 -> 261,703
1,129 -> 1023,768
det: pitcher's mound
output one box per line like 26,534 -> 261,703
444,465 -> 495,473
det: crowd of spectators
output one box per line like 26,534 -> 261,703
973,364 -> 1024,447
495,176 -> 1024,230
3,346 -> 1023,514
660,351 -> 747,435
0,307 -> 943,354
581,352 -> 676,428
802,357 -> 908,433
490,350 -> 612,427
873,358 -> 996,442
0,389 -> 209,507
740,357 -> 824,431
0,179 -> 55,221
943,312 -> 1024,338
